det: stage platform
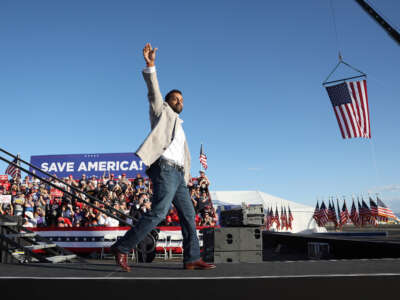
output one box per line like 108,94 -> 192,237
1,259 -> 400,299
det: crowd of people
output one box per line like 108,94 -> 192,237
0,171 -> 217,228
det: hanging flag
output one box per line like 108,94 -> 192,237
350,199 -> 360,226
340,200 -> 350,227
199,144 -> 208,170
5,156 -> 21,178
325,80 -> 371,139
313,201 -> 321,226
377,197 -> 397,220
288,206 -> 293,230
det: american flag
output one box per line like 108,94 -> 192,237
328,200 -> 338,228
266,207 -> 274,230
5,157 -> 21,178
274,206 -> 280,230
288,206 -> 293,230
369,197 -> 378,218
340,200 -> 350,227
313,201 -> 321,226
199,144 -> 208,170
377,197 -> 397,220
369,197 -> 379,225
318,201 -> 329,226
325,80 -> 371,139
281,207 -> 288,230
359,199 -> 372,226
350,199 -> 360,226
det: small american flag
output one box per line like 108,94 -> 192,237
325,80 -> 371,139
340,200 -> 350,227
328,200 -> 338,227
5,157 -> 21,178
199,144 -> 208,170
318,201 -> 329,226
274,206 -> 280,230
288,206 -> 293,230
377,197 -> 397,220
313,201 -> 321,226
350,200 -> 360,226
359,199 -> 372,226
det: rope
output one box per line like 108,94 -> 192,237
329,0 -> 341,55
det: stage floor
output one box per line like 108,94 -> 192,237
2,259 -> 400,300
1,258 -> 400,278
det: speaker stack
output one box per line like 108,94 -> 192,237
202,204 -> 264,263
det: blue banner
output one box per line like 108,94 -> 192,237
29,153 -> 146,179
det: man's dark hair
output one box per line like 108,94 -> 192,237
165,89 -> 182,102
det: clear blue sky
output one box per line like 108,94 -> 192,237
1,0 -> 399,209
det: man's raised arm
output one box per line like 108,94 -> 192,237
142,43 -> 163,116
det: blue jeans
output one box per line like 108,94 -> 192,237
112,159 -> 200,263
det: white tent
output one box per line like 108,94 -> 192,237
209,190 -> 326,233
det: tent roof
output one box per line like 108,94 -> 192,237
210,190 -> 314,212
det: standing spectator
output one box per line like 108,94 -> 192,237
197,191 -> 210,213
198,171 -> 210,194
34,208 -> 47,227
79,174 -> 88,188
12,192 -> 25,216
107,174 -> 117,191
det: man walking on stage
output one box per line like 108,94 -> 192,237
111,43 -> 216,271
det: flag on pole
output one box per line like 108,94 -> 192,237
199,144 -> 208,170
288,206 -> 293,230
5,156 -> 21,178
359,199 -> 372,226
265,207 -> 273,230
318,201 -> 329,226
350,199 -> 360,226
328,200 -> 339,228
280,206 -> 286,230
340,200 -> 350,227
313,201 -> 321,226
377,197 -> 397,220
325,80 -> 371,139
274,206 -> 280,230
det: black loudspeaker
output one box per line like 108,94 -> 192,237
201,227 -> 263,263
220,204 -> 264,227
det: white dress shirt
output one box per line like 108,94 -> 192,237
143,66 -> 186,167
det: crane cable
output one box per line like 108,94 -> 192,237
323,0 -> 367,86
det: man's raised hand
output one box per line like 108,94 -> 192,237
143,43 -> 157,67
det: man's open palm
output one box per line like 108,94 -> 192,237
143,43 -> 157,67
